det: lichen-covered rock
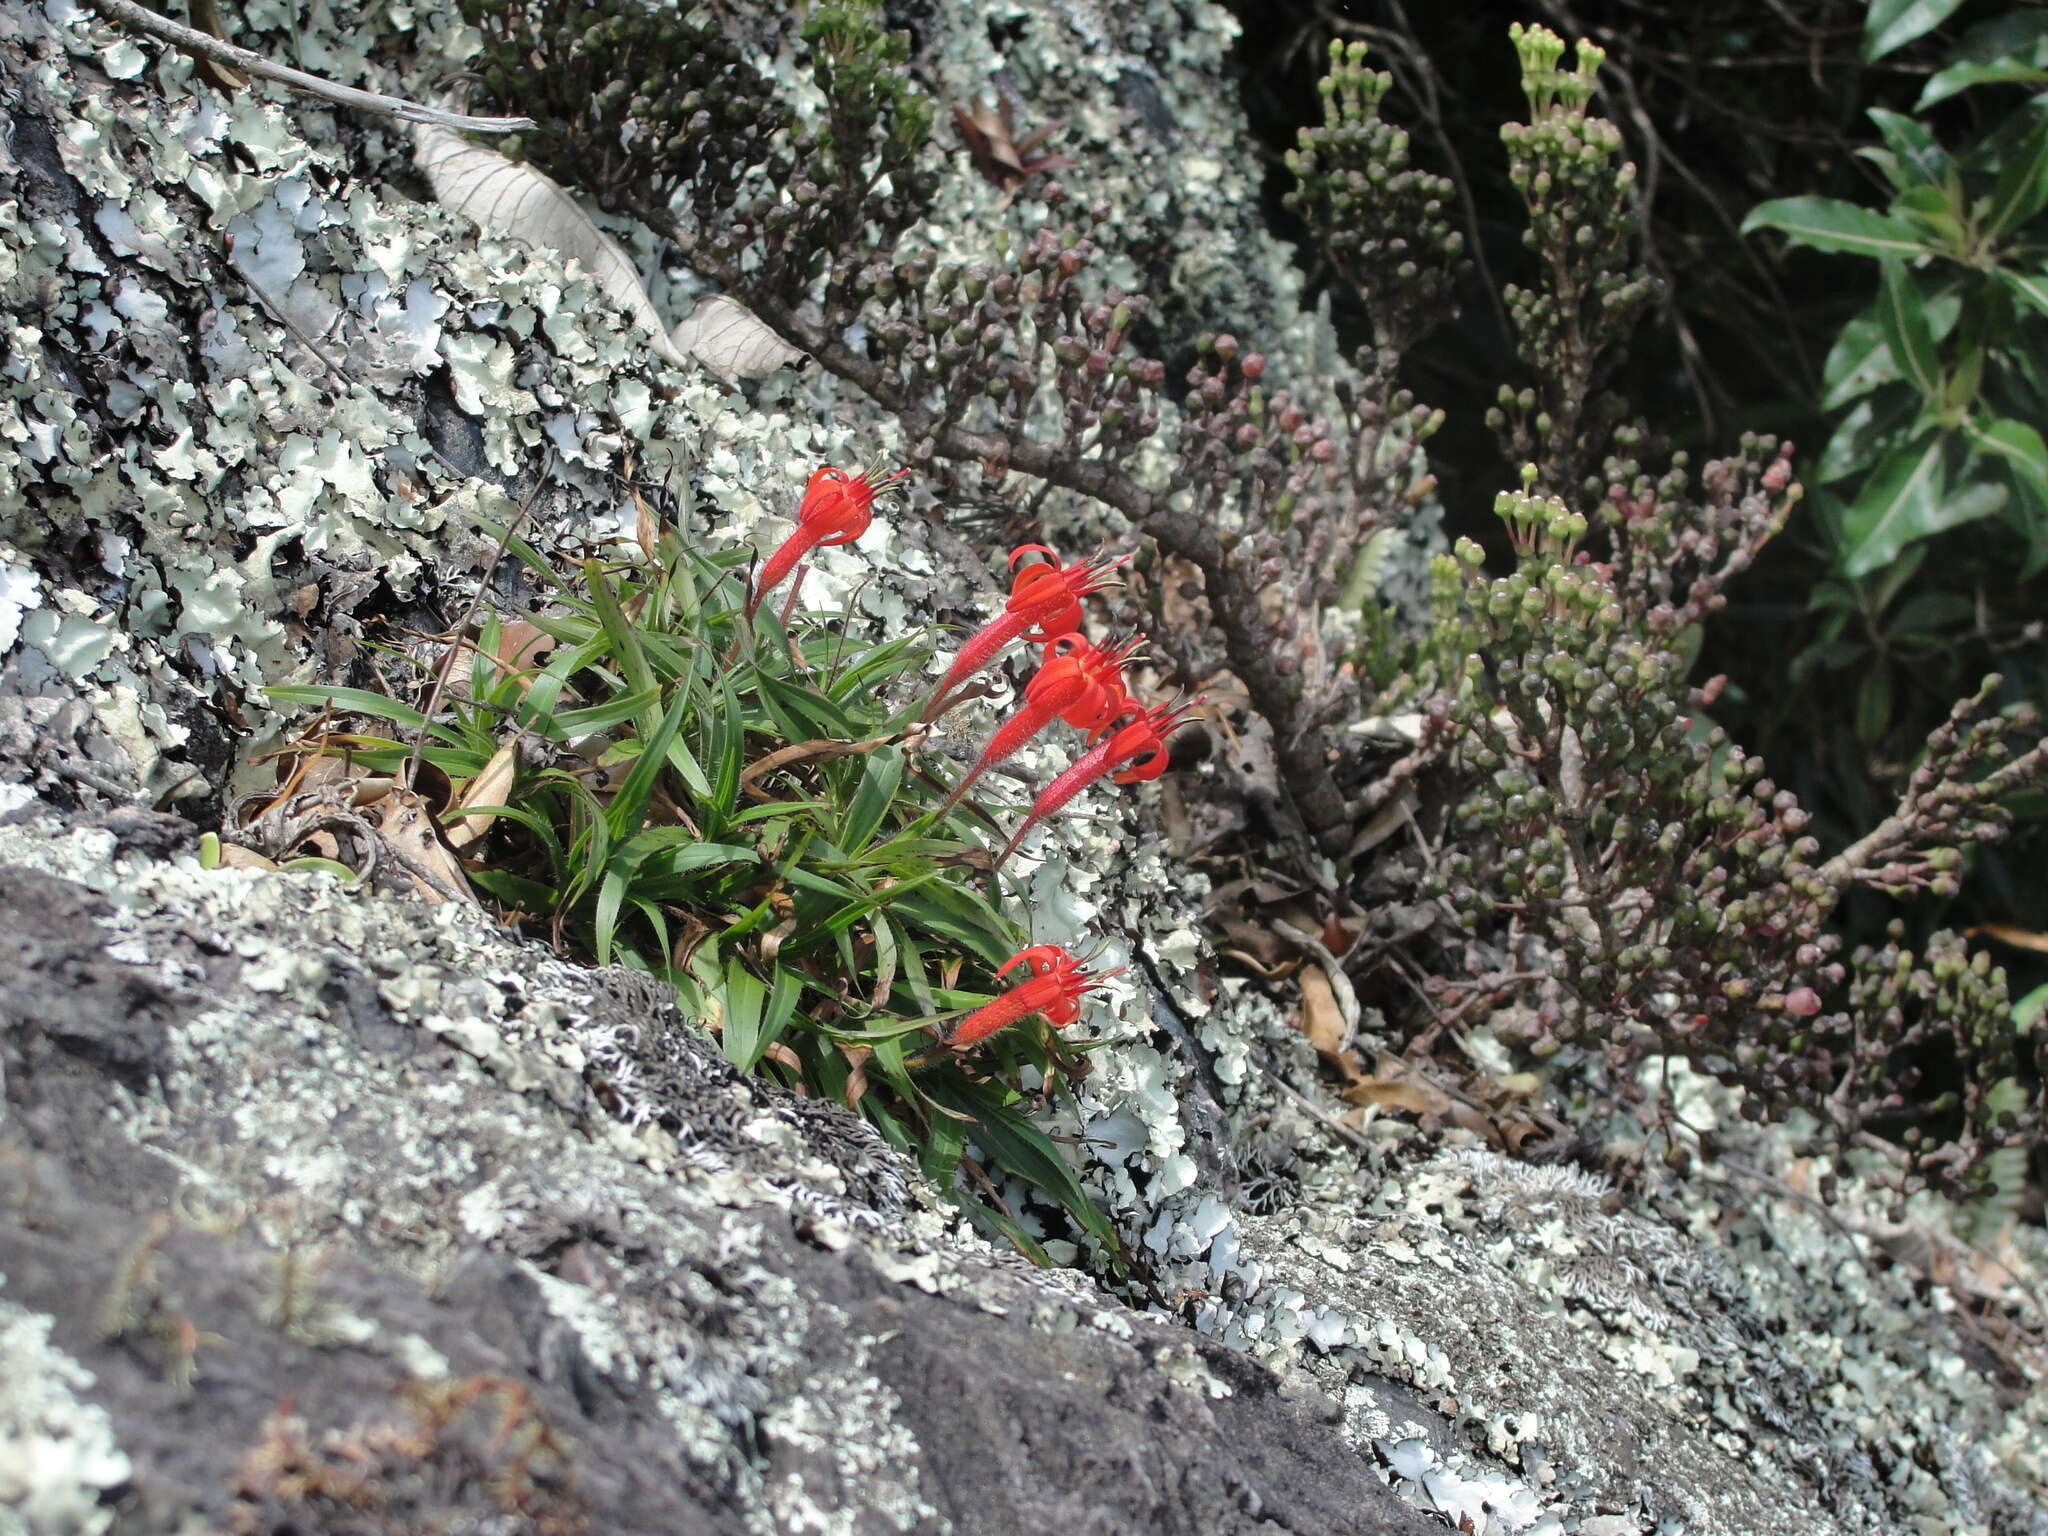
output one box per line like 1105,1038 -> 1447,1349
2,2 -> 2045,1534
0,819 -> 1435,1535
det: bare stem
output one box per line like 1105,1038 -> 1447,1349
88,0 -> 536,134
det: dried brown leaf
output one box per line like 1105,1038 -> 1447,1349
373,787 -> 476,906
445,741 -> 517,851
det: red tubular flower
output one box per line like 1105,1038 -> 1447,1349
920,544 -> 1125,720
995,696 -> 1201,865
1046,631 -> 1139,733
951,943 -> 1121,1048
934,634 -> 1134,816
748,464 -> 908,618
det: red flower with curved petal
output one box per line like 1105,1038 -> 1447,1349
951,943 -> 1121,1048
921,544 -> 1125,720
748,465 -> 908,617
995,696 -> 1201,865
934,634 -> 1136,816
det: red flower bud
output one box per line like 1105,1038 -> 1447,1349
996,696 -> 1200,864
935,634 -> 1138,816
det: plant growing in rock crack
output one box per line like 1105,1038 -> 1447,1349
456,0 -> 1472,855
288,0 -> 2048,1207
228,471 -> 1206,1264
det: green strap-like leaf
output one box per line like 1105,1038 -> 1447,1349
718,959 -> 768,1070
604,682 -> 693,842
928,1077 -> 1121,1257
583,559 -> 658,703
1876,258 -> 1943,401
839,745 -> 905,853
1742,197 -> 1933,260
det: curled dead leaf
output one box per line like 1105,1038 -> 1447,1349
445,740 -> 518,851
213,841 -> 280,872
840,1045 -> 873,1111
952,96 -> 1076,196
373,787 -> 476,906
1340,1056 -> 1454,1119
1298,964 -> 1348,1060
668,294 -> 804,381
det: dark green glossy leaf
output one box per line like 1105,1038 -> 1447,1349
1967,417 -> 2048,508
1866,107 -> 1951,187
1877,258 -> 1942,400
1821,313 -> 1898,409
1818,391 -> 1915,486
1888,590 -> 1977,634
1985,112 -> 2048,239
1920,54 -> 2048,108
1743,197 -> 1933,260
1864,0 -> 1966,62
1999,268 -> 2048,321
1841,434 -> 1947,577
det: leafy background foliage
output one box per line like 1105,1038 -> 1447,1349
1224,0 -> 2048,1035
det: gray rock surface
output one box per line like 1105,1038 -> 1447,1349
2,1 -> 2045,1534
0,827 -> 1434,1534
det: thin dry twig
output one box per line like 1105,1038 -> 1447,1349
1257,1054 -> 1378,1155
87,0 -> 536,134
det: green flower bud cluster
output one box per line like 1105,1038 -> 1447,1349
1487,26 -> 1660,510
1284,39 -> 1467,353
1509,23 -> 1604,118
1492,484 -> 1586,560
1842,924 -> 2042,1201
